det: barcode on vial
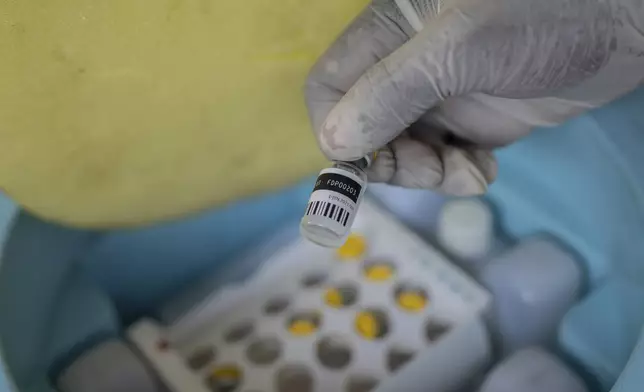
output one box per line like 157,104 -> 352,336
305,201 -> 350,226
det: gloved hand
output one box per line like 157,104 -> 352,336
305,0 -> 644,195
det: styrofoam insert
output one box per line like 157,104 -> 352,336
128,198 -> 492,392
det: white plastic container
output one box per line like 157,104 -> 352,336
437,198 -> 495,272
479,237 -> 583,355
478,347 -> 587,392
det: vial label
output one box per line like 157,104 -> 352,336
304,168 -> 365,231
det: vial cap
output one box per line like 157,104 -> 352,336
438,198 -> 493,260
348,152 -> 378,170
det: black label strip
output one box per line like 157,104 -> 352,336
305,200 -> 351,226
312,172 -> 362,203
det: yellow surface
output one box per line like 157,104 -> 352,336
355,311 -> 379,340
364,264 -> 395,281
397,292 -> 428,312
288,319 -> 318,336
0,0 -> 369,227
336,233 -> 367,260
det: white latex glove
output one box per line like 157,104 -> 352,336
305,0 -> 644,195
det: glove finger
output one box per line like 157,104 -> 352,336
437,147 -> 497,196
380,134 -> 496,195
317,9 -> 476,161
363,145 -> 397,183
305,1 -> 416,143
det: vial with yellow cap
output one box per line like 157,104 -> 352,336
301,154 -> 375,248
207,365 -> 242,392
396,289 -> 429,313
336,233 -> 368,260
287,313 -> 321,336
355,310 -> 389,340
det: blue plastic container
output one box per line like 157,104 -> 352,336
2,86 -> 644,392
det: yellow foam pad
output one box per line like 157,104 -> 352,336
0,0 -> 369,227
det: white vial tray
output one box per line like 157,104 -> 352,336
128,198 -> 492,392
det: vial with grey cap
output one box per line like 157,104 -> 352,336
300,155 -> 373,248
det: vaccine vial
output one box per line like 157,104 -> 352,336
300,156 -> 372,248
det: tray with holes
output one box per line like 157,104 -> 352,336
128,197 -> 493,392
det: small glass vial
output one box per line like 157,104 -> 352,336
300,156 -> 373,247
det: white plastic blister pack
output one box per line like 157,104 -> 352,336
128,198 -> 493,392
